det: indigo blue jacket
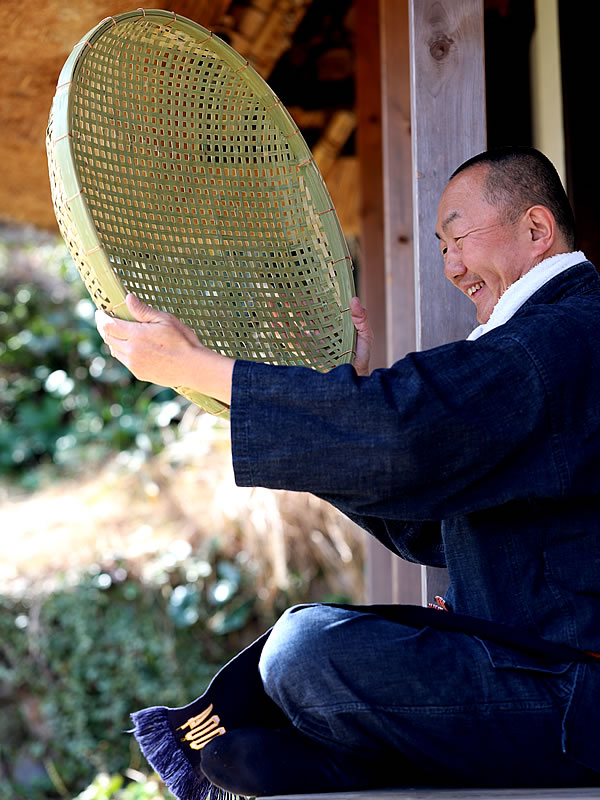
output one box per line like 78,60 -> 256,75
230,261 -> 600,774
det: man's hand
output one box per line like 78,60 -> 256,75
350,296 -> 373,376
95,293 -> 372,402
95,294 -> 234,405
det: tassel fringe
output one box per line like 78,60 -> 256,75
130,706 -> 238,800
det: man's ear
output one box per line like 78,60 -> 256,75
524,205 -> 555,250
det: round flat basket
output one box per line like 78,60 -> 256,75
47,8 -> 356,418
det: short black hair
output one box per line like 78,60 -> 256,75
451,146 -> 576,249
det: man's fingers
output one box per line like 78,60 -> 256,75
350,296 -> 373,339
349,296 -> 373,377
95,309 -> 131,342
125,293 -> 165,323
350,296 -> 369,326
96,305 -> 165,342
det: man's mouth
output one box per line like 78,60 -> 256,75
467,281 -> 484,298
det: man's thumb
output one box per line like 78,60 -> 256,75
125,293 -> 160,322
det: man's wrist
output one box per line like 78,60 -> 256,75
185,346 -> 234,406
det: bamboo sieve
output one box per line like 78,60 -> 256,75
47,8 -> 356,418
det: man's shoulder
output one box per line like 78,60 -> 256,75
491,262 -> 600,338
481,271 -> 600,380
524,259 -> 600,308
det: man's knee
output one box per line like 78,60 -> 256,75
259,604 -> 344,709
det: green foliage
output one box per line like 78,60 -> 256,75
0,225 -> 362,798
0,229 -> 184,490
0,542 -> 272,799
74,772 -> 171,799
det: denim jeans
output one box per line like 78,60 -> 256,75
259,604 -> 599,788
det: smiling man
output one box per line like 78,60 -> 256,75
97,147 -> 600,795
437,149 -> 577,325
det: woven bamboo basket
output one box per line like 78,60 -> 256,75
46,8 -> 356,417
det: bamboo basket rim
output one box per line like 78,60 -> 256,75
47,8 -> 356,418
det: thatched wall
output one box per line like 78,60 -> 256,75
0,1 -> 230,231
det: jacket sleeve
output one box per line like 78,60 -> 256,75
338,513 -> 446,567
230,331 -> 563,522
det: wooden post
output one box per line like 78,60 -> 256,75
378,0 -> 423,604
408,0 -> 486,603
356,0 -> 397,602
380,0 -> 415,364
355,0 -> 387,373
409,0 -> 485,351
357,0 -> 485,605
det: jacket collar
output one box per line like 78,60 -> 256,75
467,253 -> 596,341
521,258 -> 599,307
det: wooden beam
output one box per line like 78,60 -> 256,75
380,0 -> 415,364
559,2 -> 600,269
409,0 -> 485,352
357,0 -> 400,603
268,786 -> 600,799
324,156 -> 360,237
312,110 -> 357,178
355,0 -> 387,372
219,0 -> 312,78
286,108 -> 328,130
408,0 -> 485,603
378,0 -> 423,605
361,0 -> 486,606
160,0 -> 233,25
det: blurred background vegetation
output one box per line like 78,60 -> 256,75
0,223 -> 364,799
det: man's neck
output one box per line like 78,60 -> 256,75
467,250 -> 587,341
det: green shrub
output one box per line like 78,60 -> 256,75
0,541 -> 274,799
74,772 -> 171,799
0,228 -> 184,491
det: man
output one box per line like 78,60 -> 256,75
97,147 -> 600,793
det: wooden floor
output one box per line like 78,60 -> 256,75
265,789 -> 600,800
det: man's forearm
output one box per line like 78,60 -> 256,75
182,347 -> 234,406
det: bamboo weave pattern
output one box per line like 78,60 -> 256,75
47,9 -> 355,416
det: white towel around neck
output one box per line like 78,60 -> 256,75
466,251 -> 587,341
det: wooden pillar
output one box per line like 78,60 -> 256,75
410,0 -> 485,352
357,0 -> 421,604
377,0 -> 423,604
358,0 -> 486,605
355,0 -> 387,373
356,0 -> 403,603
409,0 -> 485,603
380,0 -> 415,364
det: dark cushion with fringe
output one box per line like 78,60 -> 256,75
131,629 -> 286,800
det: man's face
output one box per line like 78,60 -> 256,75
436,166 -> 533,324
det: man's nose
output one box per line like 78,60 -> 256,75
444,247 -> 467,283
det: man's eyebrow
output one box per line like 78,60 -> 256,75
435,210 -> 460,240
441,210 -> 460,231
